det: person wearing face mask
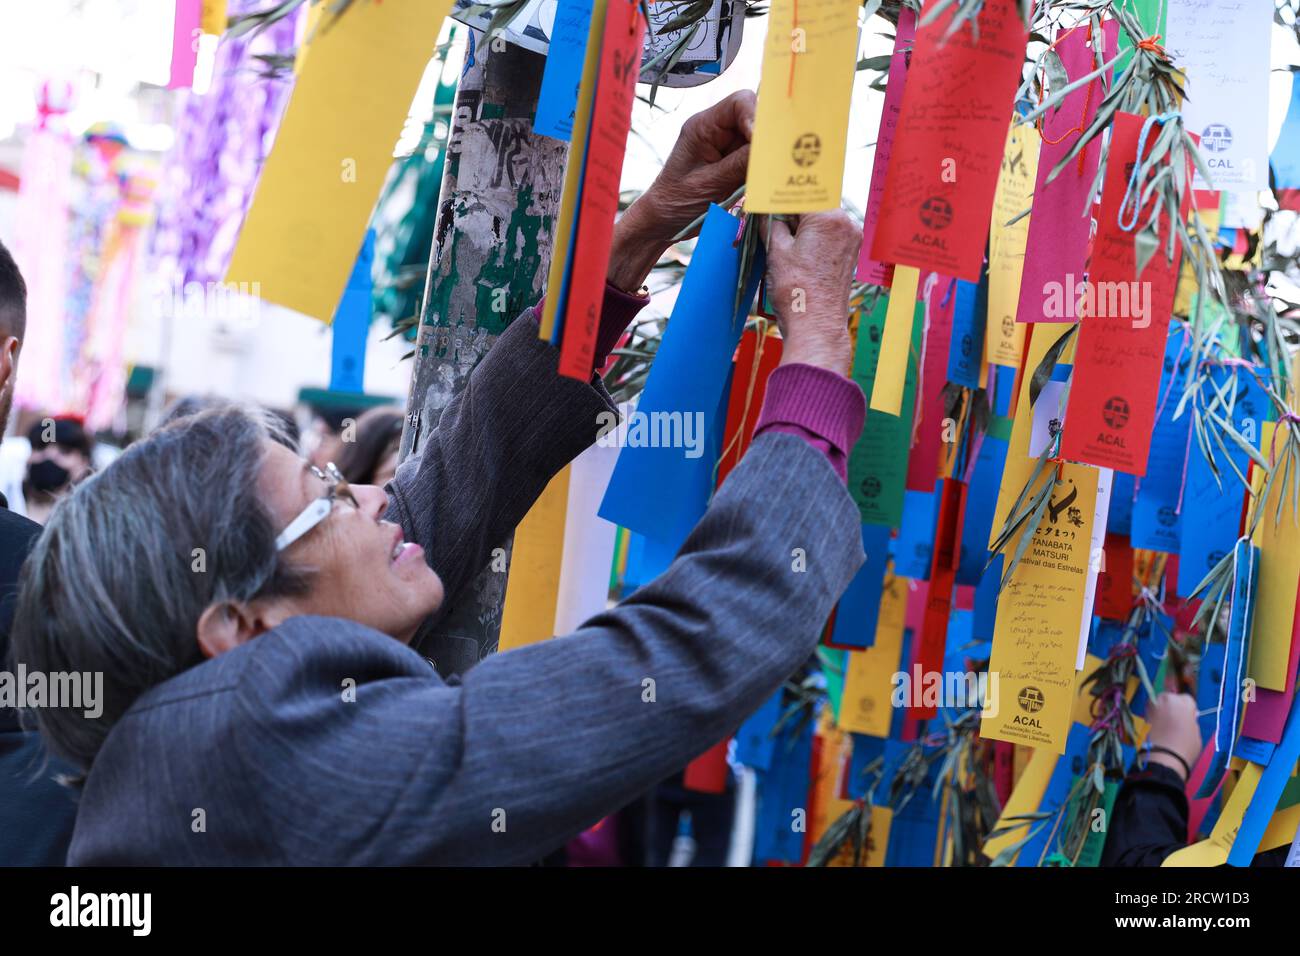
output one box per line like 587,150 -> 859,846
12,93 -> 870,866
0,238 -> 79,866
21,416 -> 94,526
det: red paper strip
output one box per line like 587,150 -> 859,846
557,0 -> 647,379
855,7 -> 916,286
1059,112 -> 1194,474
1096,532 -> 1135,620
869,0 -> 1028,281
1016,21 -> 1118,322
906,274 -> 956,491
993,741 -> 1016,806
683,737 -> 730,794
716,328 -> 784,486
914,478 -> 964,719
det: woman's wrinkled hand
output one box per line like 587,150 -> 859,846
608,91 -> 756,293
762,210 -> 861,377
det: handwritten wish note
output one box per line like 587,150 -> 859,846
870,0 -> 1028,280
982,463 -> 1099,753
856,7 -> 916,285
534,0 -> 596,140
1060,112 -> 1192,475
987,121 -> 1038,365
225,0 -> 451,320
557,0 -> 647,379
1165,0 -> 1271,191
745,0 -> 861,212
1018,22 -> 1118,323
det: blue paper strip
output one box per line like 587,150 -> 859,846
946,279 -> 983,389
1177,366 -> 1266,593
328,229 -> 374,393
893,485 -> 939,580
957,432 -> 1009,584
735,689 -> 784,772
829,524 -> 893,649
533,0 -> 596,141
599,204 -> 761,545
1130,327 -> 1192,553
1015,723 -> 1093,867
1227,682 -> 1300,865
1196,540 -> 1259,799
1270,71 -> 1300,189
1197,640 -> 1226,744
752,714 -> 815,864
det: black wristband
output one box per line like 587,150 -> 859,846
1139,744 -> 1192,781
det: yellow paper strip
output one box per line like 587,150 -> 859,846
986,122 -> 1038,366
225,0 -> 451,320
1248,421 -> 1300,691
869,265 -> 920,415
743,0 -> 861,212
988,323 -> 1070,546
982,463 -> 1100,753
1163,763 -> 1263,866
498,466 -> 572,652
200,0 -> 227,36
983,745 -> 1057,863
838,566 -> 907,735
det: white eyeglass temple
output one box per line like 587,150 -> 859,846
274,497 -> 333,552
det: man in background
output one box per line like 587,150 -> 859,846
0,238 -> 76,865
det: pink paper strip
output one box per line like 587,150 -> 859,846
906,274 -> 956,491
1241,588 -> 1300,743
855,8 -> 916,286
1015,21 -> 1118,322
168,0 -> 203,90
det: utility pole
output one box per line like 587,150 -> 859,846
399,34 -> 569,673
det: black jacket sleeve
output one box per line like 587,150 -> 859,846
1101,762 -> 1189,867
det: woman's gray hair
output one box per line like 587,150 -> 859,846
10,405 -> 314,771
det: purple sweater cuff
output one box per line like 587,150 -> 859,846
753,363 -> 867,483
531,281 -> 651,374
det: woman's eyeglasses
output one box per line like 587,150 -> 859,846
274,462 -> 359,552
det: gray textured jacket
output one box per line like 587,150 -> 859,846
67,314 -> 864,865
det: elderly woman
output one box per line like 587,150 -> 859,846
12,92 -> 868,865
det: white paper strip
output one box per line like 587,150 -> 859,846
1165,0 -> 1272,191
554,440 -> 621,635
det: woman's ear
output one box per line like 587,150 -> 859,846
196,601 -> 271,659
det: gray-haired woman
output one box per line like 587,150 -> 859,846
11,94 -> 870,865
